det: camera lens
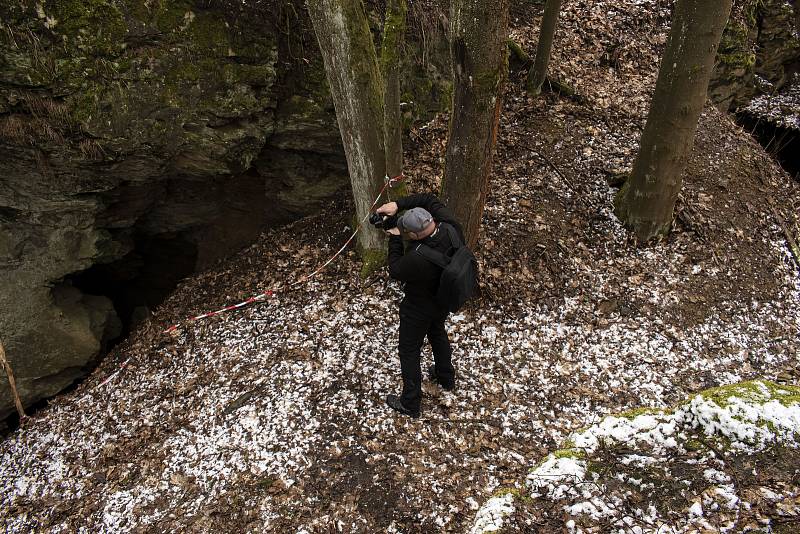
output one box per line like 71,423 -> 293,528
369,213 -> 384,228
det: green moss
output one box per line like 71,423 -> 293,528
475,64 -> 505,94
618,407 -> 667,420
48,0 -> 127,57
507,39 -> 531,65
439,80 -> 454,112
743,0 -> 763,29
553,448 -> 585,460
491,487 -> 523,500
717,50 -> 756,70
339,1 -> 384,125
186,11 -> 229,53
717,21 -> 756,73
152,0 -> 195,34
360,247 -> 386,277
684,439 -> 705,452
585,459 -> 610,477
695,380 -> 800,409
379,0 -> 407,74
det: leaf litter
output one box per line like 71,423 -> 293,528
2,0 -> 800,532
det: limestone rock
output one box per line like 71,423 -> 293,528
710,0 -> 800,111
0,0 -> 344,419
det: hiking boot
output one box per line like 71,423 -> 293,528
428,365 -> 456,391
385,394 -> 420,418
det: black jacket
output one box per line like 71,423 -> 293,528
388,194 -> 465,317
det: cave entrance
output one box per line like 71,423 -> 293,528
69,231 -> 199,341
736,112 -> 800,181
1,232 -> 198,436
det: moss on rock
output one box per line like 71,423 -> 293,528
47,0 -> 128,57
717,22 -> 756,72
693,380 -> 800,408
552,448 -> 585,460
618,406 -> 667,420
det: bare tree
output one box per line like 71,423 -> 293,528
614,0 -> 733,241
441,0 -> 510,248
306,0 -> 387,254
526,0 -> 563,95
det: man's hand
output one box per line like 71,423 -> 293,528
376,201 -> 398,216
385,227 -> 401,236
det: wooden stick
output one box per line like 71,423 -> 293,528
520,143 -> 578,193
0,338 -> 26,419
771,206 -> 800,271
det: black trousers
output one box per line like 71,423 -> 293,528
398,306 -> 455,412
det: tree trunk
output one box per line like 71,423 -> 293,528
526,0 -> 562,95
442,0 -> 510,249
614,0 -> 732,241
306,0 -> 386,253
380,0 -> 407,189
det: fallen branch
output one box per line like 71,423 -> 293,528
522,144 -> 578,193
0,338 -> 26,420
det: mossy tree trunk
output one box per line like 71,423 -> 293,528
380,0 -> 407,186
526,0 -> 562,95
442,0 -> 510,249
306,0 -> 386,253
614,0 -> 732,242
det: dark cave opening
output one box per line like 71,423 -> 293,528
736,112 -> 800,181
1,231 -> 200,436
70,231 -> 199,340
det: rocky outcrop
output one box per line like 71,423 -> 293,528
0,1 -> 350,419
708,1 -> 800,178
710,0 -> 800,110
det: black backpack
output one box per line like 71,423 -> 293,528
415,223 -> 479,312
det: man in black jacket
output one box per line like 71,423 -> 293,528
375,193 -> 463,418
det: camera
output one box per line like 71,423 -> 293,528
369,212 -> 398,230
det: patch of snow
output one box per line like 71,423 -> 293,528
469,493 -> 515,534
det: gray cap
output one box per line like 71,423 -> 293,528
397,207 -> 433,233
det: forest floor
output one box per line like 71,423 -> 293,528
2,0 -> 800,532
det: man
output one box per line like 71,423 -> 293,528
375,193 -> 464,418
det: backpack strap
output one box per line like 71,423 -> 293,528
414,243 -> 450,268
440,222 -> 463,249
414,222 -> 464,267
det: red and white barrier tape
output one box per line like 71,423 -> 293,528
96,174 -> 404,388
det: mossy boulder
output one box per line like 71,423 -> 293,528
471,379 -> 800,533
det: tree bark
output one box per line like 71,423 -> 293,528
306,0 -> 386,252
380,0 -> 407,187
526,0 -> 562,95
614,0 -> 732,241
442,0 -> 510,249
